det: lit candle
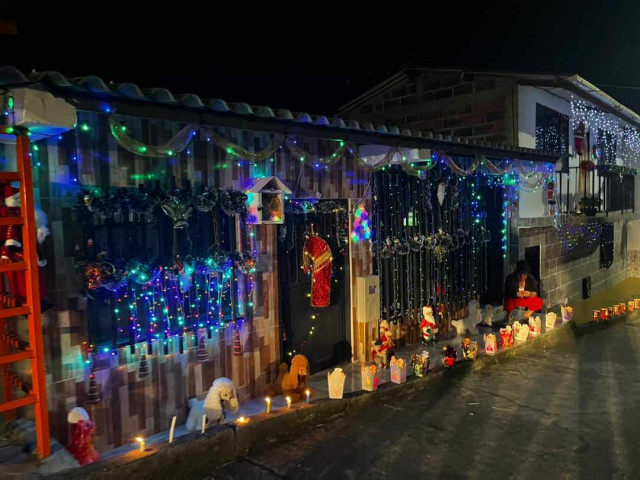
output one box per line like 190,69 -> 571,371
236,416 -> 250,425
201,414 -> 207,434
169,416 -> 177,443
305,389 -> 310,404
286,396 -> 292,409
136,436 -> 145,452
265,397 -> 271,414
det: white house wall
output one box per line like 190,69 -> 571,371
517,85 -> 579,218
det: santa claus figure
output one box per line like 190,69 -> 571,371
420,306 -> 438,345
67,407 -> 99,465
0,183 -> 49,303
371,319 -> 394,367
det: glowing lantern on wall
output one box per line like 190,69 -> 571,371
246,176 -> 292,225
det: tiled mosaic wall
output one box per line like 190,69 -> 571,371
1,108 -> 371,452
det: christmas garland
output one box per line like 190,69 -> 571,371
596,164 -> 638,176
76,187 -> 248,224
76,251 -> 257,292
482,157 -> 513,175
108,115 -> 556,181
109,117 -> 196,157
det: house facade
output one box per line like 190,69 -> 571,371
338,68 -> 640,307
0,66 -> 559,455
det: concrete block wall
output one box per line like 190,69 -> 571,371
512,215 -> 629,308
345,72 -> 516,145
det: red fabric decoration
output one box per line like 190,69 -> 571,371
580,160 -> 596,172
301,234 -> 332,307
503,296 -> 544,314
68,419 -> 99,465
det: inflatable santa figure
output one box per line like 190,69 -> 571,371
420,306 -> 438,345
0,183 -> 49,303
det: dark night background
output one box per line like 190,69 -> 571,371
1,1 -> 639,115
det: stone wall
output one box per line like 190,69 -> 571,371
512,215 -> 631,308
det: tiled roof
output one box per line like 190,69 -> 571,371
0,66 -> 558,160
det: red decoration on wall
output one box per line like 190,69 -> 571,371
301,232 -> 333,308
68,419 -> 99,465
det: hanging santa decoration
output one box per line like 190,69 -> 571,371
547,182 -> 556,216
301,226 -> 333,308
574,121 -> 586,156
138,348 -> 150,378
87,370 -> 101,404
233,328 -> 242,356
197,333 -> 208,362
0,183 -> 50,303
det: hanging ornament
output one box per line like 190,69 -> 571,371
87,370 -> 101,404
233,328 -> 242,356
433,229 -> 453,262
161,196 -> 193,229
138,349 -> 150,378
437,180 -> 446,206
197,334 -> 208,362
301,228 -> 333,308
394,238 -> 410,256
379,237 -> 394,259
409,234 -> 424,252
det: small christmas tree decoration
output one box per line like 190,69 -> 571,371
197,334 -> 208,362
233,328 -> 242,356
138,348 -> 149,378
87,370 -> 100,404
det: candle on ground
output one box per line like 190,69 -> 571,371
305,389 -> 310,404
136,437 -> 145,452
266,397 -> 271,414
169,416 -> 177,443
201,414 -> 207,434
286,396 -> 292,409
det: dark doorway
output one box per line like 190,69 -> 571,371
278,200 -> 348,373
525,245 -> 541,285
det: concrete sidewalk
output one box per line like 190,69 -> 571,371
211,305 -> 640,480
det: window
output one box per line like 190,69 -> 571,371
606,174 -> 634,212
597,129 -> 617,164
535,104 -> 569,154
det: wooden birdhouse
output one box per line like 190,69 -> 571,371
246,176 -> 292,224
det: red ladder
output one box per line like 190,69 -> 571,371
0,126 -> 50,457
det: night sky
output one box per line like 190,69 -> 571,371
2,1 -> 639,115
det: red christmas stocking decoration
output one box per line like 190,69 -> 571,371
302,234 -> 332,307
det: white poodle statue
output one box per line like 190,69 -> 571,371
483,304 -> 493,326
451,300 -> 483,336
186,377 -> 239,431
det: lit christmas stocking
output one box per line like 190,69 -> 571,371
302,234 -> 333,307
